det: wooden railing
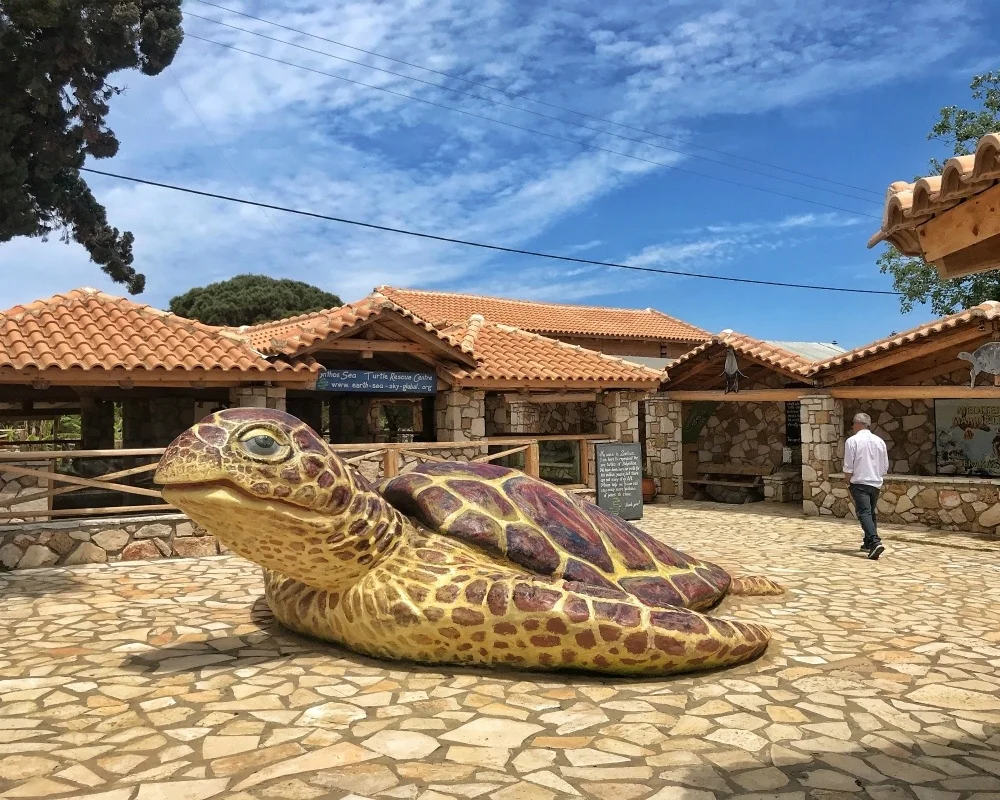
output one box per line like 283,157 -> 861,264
0,435 -> 608,524
0,439 -> 82,452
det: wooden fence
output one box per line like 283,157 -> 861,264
0,434 -> 608,524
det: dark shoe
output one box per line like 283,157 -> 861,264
868,544 -> 885,560
860,543 -> 872,551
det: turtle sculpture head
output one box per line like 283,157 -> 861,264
154,408 -> 403,589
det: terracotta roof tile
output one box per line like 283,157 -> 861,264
869,132 -> 1000,255
242,294 -> 471,356
377,286 -> 709,342
810,300 -> 1000,373
441,318 -> 663,385
0,288 -> 312,377
669,330 -> 817,378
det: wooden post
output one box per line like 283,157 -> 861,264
578,438 -> 591,485
382,449 -> 399,480
524,442 -> 540,478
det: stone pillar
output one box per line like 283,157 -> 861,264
645,397 -> 683,497
230,386 -> 286,411
597,391 -> 641,444
801,395 -> 844,516
435,389 -> 486,442
80,397 -> 116,450
507,400 -> 539,435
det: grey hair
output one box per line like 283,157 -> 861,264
853,412 -> 871,428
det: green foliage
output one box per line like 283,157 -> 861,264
879,70 -> 1000,313
0,0 -> 183,293
928,71 -> 1000,171
878,246 -> 1000,315
169,274 -> 343,327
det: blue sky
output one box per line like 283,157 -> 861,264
2,0 -> 997,348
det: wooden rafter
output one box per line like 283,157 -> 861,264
816,326 -> 988,385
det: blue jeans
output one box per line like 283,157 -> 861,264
850,483 -> 882,547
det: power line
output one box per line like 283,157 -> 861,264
169,71 -> 312,270
184,33 -> 881,220
184,10 -> 877,206
81,167 -> 900,297
192,0 -> 881,198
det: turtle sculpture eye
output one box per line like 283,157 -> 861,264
238,429 -> 290,460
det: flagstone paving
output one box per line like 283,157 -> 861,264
2,501 -> 1000,800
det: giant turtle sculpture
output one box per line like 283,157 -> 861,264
154,408 -> 784,676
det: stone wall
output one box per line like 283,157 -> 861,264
819,474 -> 1000,535
536,403 -> 595,434
763,471 -> 803,503
435,389 -> 486,441
645,397 -> 682,496
843,399 -> 936,475
597,391 -> 641,444
698,401 -> 786,470
0,514 -> 225,572
0,460 -> 51,522
485,395 -> 596,436
230,386 -> 286,411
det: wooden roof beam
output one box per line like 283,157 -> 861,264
920,182 -> 1000,279
817,326 -> 987,385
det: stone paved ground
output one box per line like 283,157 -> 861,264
2,502 -> 1000,800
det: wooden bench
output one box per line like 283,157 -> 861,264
685,464 -> 773,503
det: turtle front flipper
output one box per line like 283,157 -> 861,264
729,576 -> 784,596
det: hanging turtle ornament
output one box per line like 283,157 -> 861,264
154,409 -> 784,677
723,346 -> 747,394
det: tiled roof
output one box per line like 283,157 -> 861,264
669,331 -> 817,379
242,294 -> 472,357
869,132 -> 1000,255
811,300 -> 1000,374
0,288 -> 313,377
377,286 -> 710,343
441,318 -> 664,386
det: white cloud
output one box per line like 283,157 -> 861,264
622,211 -> 862,274
0,0 -> 980,310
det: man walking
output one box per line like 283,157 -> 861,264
843,412 -> 889,560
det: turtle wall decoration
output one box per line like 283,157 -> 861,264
154,408 -> 785,677
958,342 -> 1000,388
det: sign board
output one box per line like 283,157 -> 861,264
314,370 -> 436,394
935,399 -> 1000,477
785,401 -> 801,446
682,402 -> 719,444
594,442 -> 643,521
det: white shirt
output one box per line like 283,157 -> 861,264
843,428 -> 889,488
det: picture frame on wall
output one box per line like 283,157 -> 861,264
934,399 -> 1000,478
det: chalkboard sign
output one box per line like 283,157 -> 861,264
315,370 -> 436,394
785,401 -> 801,446
595,442 -> 643,521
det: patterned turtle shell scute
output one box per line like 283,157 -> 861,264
381,462 -> 732,611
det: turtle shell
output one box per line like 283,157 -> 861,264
381,461 -> 731,611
